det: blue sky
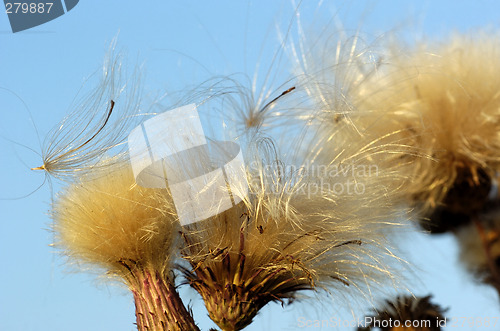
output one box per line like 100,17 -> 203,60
1,1 -> 500,330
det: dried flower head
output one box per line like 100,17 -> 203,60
179,138 -> 407,331
358,295 -> 447,331
297,30 -> 500,233
341,32 -> 500,232
52,160 -> 198,330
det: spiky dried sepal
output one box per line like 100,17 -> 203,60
181,204 -> 315,330
180,140 -> 408,330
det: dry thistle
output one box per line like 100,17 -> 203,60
52,161 -> 198,331
350,33 -> 500,233
299,31 -> 500,233
358,295 -> 447,331
179,138 -> 407,331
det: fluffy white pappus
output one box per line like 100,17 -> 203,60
34,48 -> 144,182
288,28 -> 414,188
52,160 -> 180,283
295,29 -> 500,225
155,73 -> 311,169
346,32 -> 500,215
51,158 -> 203,330
179,136 -> 410,330
292,28 -> 383,125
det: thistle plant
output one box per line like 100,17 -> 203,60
343,33 -> 500,233
296,29 -> 500,301
331,32 -> 500,298
176,132 -> 409,330
44,22 -> 465,330
27,5 -> 500,329
52,161 -> 199,331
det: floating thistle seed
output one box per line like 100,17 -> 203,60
52,161 -> 199,331
207,77 -> 298,133
358,295 -> 447,331
32,51 -> 142,182
162,71 -> 305,161
31,99 -> 115,171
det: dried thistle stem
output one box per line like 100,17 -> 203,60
126,265 -> 199,331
